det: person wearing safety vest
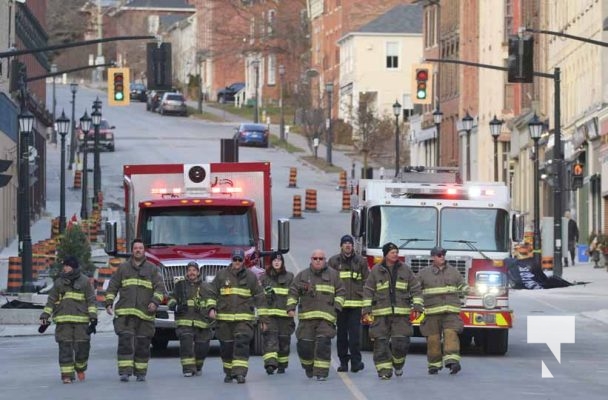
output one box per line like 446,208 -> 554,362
258,251 -> 295,375
167,261 -> 212,377
206,248 -> 265,384
418,246 -> 468,375
327,234 -> 368,373
362,242 -> 423,380
105,239 -> 165,382
287,249 -> 346,381
39,256 -> 97,384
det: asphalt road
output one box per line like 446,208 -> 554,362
1,84 -> 606,399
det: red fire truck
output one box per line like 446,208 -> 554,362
351,167 -> 523,355
105,162 -> 289,352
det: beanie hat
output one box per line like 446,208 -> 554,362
382,242 -> 398,257
340,235 -> 354,246
63,256 -> 80,269
270,251 -> 283,261
186,261 -> 199,270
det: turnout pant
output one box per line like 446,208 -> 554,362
113,316 -> 155,377
295,319 -> 336,378
420,313 -> 463,369
336,307 -> 363,366
216,321 -> 254,377
176,325 -> 211,374
262,317 -> 295,370
55,323 -> 91,379
368,315 -> 412,376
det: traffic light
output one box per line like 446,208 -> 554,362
411,64 -> 433,105
507,35 -> 534,83
571,162 -> 584,190
108,67 -> 130,106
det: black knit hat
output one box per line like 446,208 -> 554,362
63,256 -> 80,269
382,242 -> 399,257
270,251 -> 283,261
340,235 -> 354,246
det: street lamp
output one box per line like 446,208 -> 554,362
462,112 -> 474,181
18,110 -> 34,292
68,83 -> 78,170
433,108 -> 443,167
528,113 -> 543,267
279,64 -> 286,141
489,115 -> 503,181
393,100 -> 402,177
92,98 -> 102,209
251,59 -> 260,123
79,111 -> 91,220
51,63 -> 57,144
56,111 -> 70,234
325,81 -> 334,166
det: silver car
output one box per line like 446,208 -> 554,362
159,92 -> 187,116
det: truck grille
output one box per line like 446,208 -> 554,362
408,257 -> 468,281
161,263 -> 228,293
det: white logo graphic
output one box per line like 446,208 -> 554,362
527,316 -> 575,378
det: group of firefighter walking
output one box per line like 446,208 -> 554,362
40,235 -> 468,384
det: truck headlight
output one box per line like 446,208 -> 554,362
475,271 -> 506,298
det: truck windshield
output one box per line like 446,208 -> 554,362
140,205 -> 255,246
440,207 -> 510,252
367,206 -> 437,251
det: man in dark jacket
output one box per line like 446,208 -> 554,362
564,211 -> 579,267
327,234 -> 368,373
40,256 -> 97,384
105,239 -> 165,382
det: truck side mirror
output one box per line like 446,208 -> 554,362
511,214 -> 525,243
277,218 -> 290,253
351,208 -> 363,237
105,221 -> 118,256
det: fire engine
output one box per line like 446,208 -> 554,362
351,167 -> 523,355
105,162 -> 289,353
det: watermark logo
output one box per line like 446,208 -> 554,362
527,316 -> 575,378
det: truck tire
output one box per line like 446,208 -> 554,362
151,337 -> 169,351
250,322 -> 264,356
482,329 -> 509,355
360,324 -> 373,351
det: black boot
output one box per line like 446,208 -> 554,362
337,361 -> 348,372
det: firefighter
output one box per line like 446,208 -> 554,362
39,256 -> 97,384
418,246 -> 468,375
362,242 -> 423,380
167,261 -> 212,377
206,248 -> 265,384
327,234 -> 368,373
287,249 -> 346,381
258,251 -> 295,375
105,239 -> 165,382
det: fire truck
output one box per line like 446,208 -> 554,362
105,162 -> 289,353
351,167 -> 523,355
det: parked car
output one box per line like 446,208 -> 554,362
233,123 -> 270,147
130,83 -> 147,102
77,119 -> 115,152
158,92 -> 188,116
217,82 -> 245,104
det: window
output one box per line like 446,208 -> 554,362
267,54 -> 276,85
268,9 -> 276,36
386,42 -> 399,69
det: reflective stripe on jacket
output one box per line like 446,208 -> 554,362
167,278 -> 211,329
418,263 -> 468,315
206,265 -> 264,322
258,270 -> 294,320
41,273 -> 97,323
327,253 -> 369,308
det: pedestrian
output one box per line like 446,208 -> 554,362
588,230 -> 602,268
563,211 -> 579,267
287,249 -> 346,381
167,261 -> 212,377
39,256 -> 97,384
362,242 -> 423,380
327,234 -> 368,373
104,239 -> 165,382
418,246 -> 468,375
258,251 -> 295,375
206,248 -> 265,384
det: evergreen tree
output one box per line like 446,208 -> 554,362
50,224 -> 93,278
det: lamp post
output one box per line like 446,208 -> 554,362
18,110 -> 35,292
462,112 -> 474,181
51,63 -> 57,144
251,59 -> 260,123
489,115 -> 503,182
529,114 -> 543,267
92,98 -> 102,208
68,82 -> 78,170
393,100 -> 402,177
325,81 -> 334,166
279,64 -> 286,141
433,108 -> 443,167
56,111 -> 70,234
79,111 -> 91,220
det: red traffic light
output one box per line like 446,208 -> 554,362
573,163 -> 583,176
416,69 -> 429,81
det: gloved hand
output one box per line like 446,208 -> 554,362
87,318 -> 98,335
38,318 -> 50,334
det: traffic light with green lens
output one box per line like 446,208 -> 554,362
412,64 -> 433,105
108,67 -> 130,106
